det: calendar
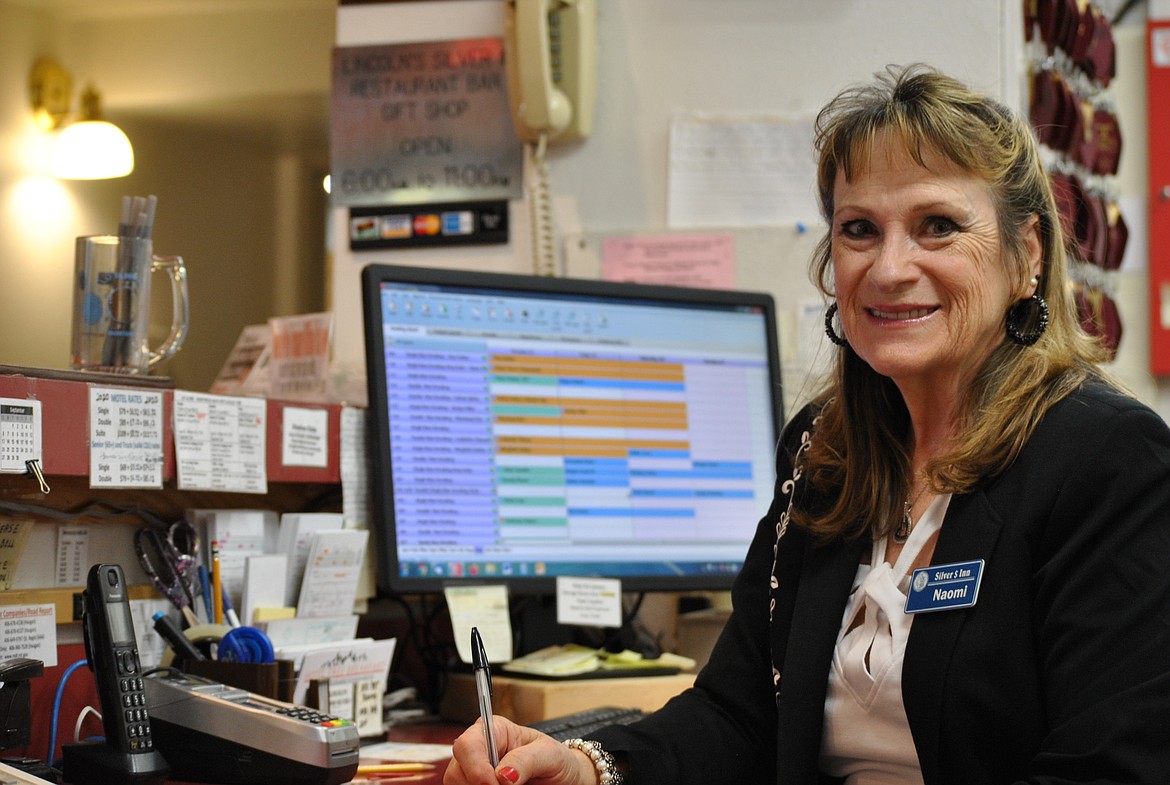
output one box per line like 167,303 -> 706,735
0,399 -> 42,474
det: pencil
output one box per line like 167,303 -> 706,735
211,540 -> 223,625
356,763 -> 434,773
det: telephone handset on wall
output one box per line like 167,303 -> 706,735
504,0 -> 598,143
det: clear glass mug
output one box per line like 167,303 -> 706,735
71,235 -> 189,374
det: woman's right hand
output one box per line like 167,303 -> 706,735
443,716 -> 601,785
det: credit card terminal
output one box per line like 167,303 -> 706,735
143,670 -> 360,785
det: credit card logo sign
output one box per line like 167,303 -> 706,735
413,214 -> 441,236
441,211 -> 475,236
380,215 -> 412,239
351,217 -> 378,240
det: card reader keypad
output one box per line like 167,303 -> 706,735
274,706 -> 351,728
116,647 -> 153,750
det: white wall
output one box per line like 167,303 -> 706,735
330,0 -> 1168,420
329,0 -> 1026,415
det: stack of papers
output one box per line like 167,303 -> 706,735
502,644 -> 696,679
186,508 -> 368,622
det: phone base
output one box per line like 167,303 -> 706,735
61,741 -> 169,785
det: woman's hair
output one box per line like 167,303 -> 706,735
797,63 -> 1115,542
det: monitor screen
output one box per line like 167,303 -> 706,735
361,264 -> 783,595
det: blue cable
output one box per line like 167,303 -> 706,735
48,659 -> 89,767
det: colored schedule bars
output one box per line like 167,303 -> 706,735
384,338 -> 767,562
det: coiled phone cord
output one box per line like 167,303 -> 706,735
528,134 -> 559,276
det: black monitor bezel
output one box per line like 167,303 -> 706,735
361,263 -> 784,596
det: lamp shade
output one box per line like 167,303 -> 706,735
52,119 -> 134,179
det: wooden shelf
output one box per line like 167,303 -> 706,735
0,583 -> 159,623
0,367 -> 346,484
0,368 -> 353,624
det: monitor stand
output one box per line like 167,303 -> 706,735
511,595 -> 660,659
512,595 -> 572,656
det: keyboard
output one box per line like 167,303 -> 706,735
528,706 -> 647,741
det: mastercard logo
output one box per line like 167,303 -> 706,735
413,214 -> 441,235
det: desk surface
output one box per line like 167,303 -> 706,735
162,723 -> 457,785
367,723 -> 457,785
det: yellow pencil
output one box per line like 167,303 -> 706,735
211,540 -> 223,625
356,763 -> 434,773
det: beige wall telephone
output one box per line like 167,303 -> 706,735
504,0 -> 597,143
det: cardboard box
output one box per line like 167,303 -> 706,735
440,672 -> 696,725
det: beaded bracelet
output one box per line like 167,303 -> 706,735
563,737 -> 624,785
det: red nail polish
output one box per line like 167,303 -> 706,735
498,765 -> 520,783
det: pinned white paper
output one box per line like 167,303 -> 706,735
340,407 -> 371,527
281,406 -> 329,468
556,576 -> 622,629
55,525 -> 89,587
0,398 -> 41,474
88,386 -> 165,488
0,519 -> 34,591
668,114 -> 819,229
445,584 -> 513,664
173,391 -> 267,493
0,604 -> 58,666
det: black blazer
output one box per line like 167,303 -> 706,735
593,383 -> 1170,785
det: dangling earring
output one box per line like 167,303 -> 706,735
824,302 -> 848,347
1005,294 -> 1049,346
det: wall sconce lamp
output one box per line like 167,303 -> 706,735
29,57 -> 135,180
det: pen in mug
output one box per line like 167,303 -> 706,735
471,626 -> 499,767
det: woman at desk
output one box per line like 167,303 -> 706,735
444,64 -> 1170,785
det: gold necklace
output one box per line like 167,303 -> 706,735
894,483 -> 929,544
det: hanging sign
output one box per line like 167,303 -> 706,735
330,38 -> 523,207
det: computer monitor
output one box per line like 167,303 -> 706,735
361,263 -> 784,596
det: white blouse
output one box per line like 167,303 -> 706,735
819,494 -> 951,785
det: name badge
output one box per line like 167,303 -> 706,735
905,559 -> 984,614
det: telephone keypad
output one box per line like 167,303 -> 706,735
114,646 -> 152,751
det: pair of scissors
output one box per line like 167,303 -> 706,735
135,524 -> 200,628
163,520 -> 201,581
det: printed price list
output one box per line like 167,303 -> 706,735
173,391 -> 267,493
89,387 -> 165,488
56,526 -> 90,587
0,519 -> 33,590
0,605 -> 58,667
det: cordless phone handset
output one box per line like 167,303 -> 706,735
82,563 -> 155,754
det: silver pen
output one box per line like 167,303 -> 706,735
472,626 -> 499,767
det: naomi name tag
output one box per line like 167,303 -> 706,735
905,559 -> 984,614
